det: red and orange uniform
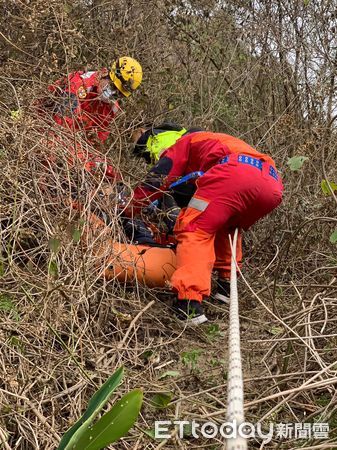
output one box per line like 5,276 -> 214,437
132,131 -> 283,301
48,70 -> 120,143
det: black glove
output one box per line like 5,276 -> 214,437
122,218 -> 157,245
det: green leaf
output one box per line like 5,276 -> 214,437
72,229 -> 82,243
57,366 -> 124,450
329,230 -> 337,244
0,294 -> 19,321
158,370 -> 180,380
9,335 -> 24,352
206,323 -> 222,339
48,237 -> 61,254
10,109 -> 21,120
149,392 -> 173,409
140,350 -> 153,362
71,220 -> 84,243
181,349 -> 202,370
0,258 -> 4,277
321,179 -> 337,196
48,260 -> 58,278
270,326 -> 283,335
287,156 -> 309,171
142,428 -> 156,439
72,389 -> 143,450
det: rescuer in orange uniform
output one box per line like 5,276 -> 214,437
131,131 -> 283,324
46,56 -> 143,143
39,57 -> 142,180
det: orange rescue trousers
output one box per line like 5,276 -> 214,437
170,156 -> 283,302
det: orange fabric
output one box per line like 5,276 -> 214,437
190,131 -> 275,166
213,230 -> 243,279
170,160 -> 282,301
171,228 -> 215,301
171,206 -> 213,300
171,207 -> 243,300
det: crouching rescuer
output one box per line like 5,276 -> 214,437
130,131 -> 283,324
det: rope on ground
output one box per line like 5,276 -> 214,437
226,228 -> 247,450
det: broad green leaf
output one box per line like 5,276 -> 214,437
287,156 -> 309,171
71,220 -> 84,243
57,366 -> 124,450
48,238 -> 61,254
321,180 -> 337,196
72,389 -> 143,450
48,260 -> 58,278
330,230 -> 337,244
158,370 -> 180,380
149,392 -> 173,409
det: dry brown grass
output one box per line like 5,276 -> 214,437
1,0 -> 337,448
0,106 -> 337,449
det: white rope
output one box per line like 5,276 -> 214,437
226,228 -> 247,450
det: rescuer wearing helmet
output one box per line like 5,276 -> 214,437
128,123 -> 204,245
132,123 -> 203,207
45,56 -> 143,143
130,131 -> 283,325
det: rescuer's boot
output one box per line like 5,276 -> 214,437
173,299 -> 208,325
214,278 -> 230,304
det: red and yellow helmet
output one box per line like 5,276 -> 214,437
110,56 -> 142,97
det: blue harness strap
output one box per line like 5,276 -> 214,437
169,171 -> 204,189
148,171 -> 204,211
148,156 -> 278,210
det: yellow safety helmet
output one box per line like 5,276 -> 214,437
110,56 -> 142,97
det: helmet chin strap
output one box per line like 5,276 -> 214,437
100,84 -> 120,103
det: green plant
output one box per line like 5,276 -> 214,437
0,294 -> 19,321
149,392 -> 173,409
321,179 -> 337,195
48,237 -> 60,278
206,324 -> 222,340
57,366 -> 143,450
181,349 -> 202,371
158,370 -> 180,380
329,230 -> 337,244
287,155 -> 309,171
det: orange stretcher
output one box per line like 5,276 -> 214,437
100,241 -> 176,287
85,212 -> 176,288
